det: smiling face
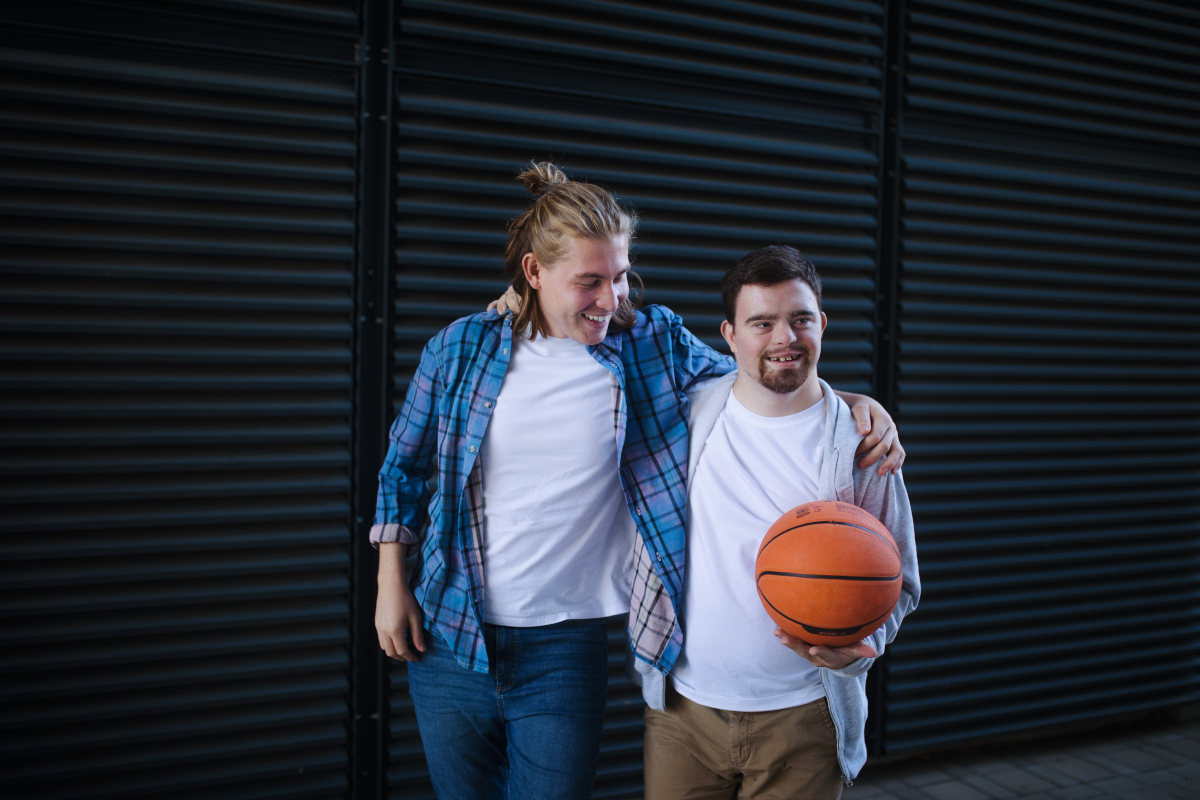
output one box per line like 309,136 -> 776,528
522,234 -> 631,345
721,279 -> 827,397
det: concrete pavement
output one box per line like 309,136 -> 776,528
846,715 -> 1200,800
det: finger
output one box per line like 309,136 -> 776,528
390,632 -> 417,662
377,628 -> 395,657
774,630 -> 818,661
486,300 -> 499,311
774,628 -> 797,648
851,404 -> 871,435
854,429 -> 879,458
408,614 -> 426,653
857,440 -> 889,470
874,429 -> 899,474
811,645 -> 867,670
833,642 -> 877,660
874,430 -> 903,475
889,439 -> 906,474
865,429 -> 896,468
855,419 -> 893,458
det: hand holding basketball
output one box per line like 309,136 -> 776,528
774,628 -> 877,670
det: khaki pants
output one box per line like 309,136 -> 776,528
643,683 -> 843,800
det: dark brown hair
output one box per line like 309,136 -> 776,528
720,245 -> 822,324
504,162 -> 640,338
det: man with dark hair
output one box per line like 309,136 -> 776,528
632,245 -> 920,799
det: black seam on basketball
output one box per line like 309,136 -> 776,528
757,587 -> 893,636
758,519 -> 898,557
758,570 -> 901,582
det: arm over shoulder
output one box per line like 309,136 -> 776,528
640,305 -> 735,392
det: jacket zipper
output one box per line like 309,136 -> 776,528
819,670 -> 853,787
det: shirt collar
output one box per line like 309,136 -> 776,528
589,327 -> 625,359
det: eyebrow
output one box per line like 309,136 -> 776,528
576,266 -> 631,280
744,309 -> 817,324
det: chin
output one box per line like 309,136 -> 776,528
757,363 -> 809,395
577,323 -> 608,344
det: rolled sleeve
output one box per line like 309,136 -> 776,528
369,522 -> 419,548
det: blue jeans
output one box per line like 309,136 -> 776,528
406,619 -> 610,800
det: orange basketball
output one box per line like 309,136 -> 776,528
755,500 -> 902,647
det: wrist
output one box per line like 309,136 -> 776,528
377,542 -> 407,585
834,389 -> 864,405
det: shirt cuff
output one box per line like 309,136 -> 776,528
369,522 -> 418,548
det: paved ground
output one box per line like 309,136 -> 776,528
846,714 -> 1200,800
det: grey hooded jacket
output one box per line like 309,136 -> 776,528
628,372 -> 920,781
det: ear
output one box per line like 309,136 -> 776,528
820,311 -> 828,333
521,252 -> 541,290
720,319 -> 737,357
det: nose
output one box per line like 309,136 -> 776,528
597,282 -> 619,313
773,323 -> 797,347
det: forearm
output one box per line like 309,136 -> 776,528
378,541 -> 408,585
376,542 -> 427,659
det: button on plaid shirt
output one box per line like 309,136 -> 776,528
371,305 -> 733,675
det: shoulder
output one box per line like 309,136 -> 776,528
686,372 -> 737,405
618,305 -> 686,353
621,304 -> 678,337
638,304 -> 681,329
426,310 -> 504,355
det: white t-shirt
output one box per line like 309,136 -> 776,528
479,331 -> 637,626
672,390 -> 827,712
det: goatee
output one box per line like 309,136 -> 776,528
758,353 -> 810,395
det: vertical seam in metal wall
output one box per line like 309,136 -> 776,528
871,0 -> 908,759
351,0 -> 395,798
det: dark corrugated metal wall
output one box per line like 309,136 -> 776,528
3,1 -> 1198,798
387,1 -> 886,797
887,0 -> 1200,754
1,1 -> 362,797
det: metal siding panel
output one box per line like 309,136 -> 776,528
0,3 -> 360,797
887,0 -> 1200,755
388,1 -> 885,797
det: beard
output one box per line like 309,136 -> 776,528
756,351 -> 811,395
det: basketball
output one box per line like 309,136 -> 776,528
755,500 -> 902,647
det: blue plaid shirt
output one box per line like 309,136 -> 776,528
372,305 -> 734,674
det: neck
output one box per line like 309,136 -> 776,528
731,370 -> 823,417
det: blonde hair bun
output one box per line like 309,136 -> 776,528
517,161 -> 568,196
